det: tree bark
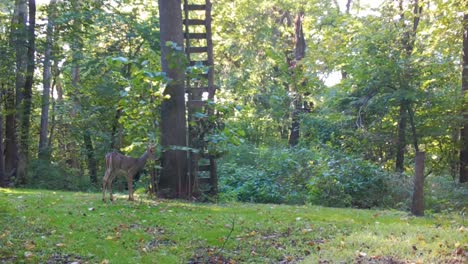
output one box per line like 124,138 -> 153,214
110,109 -> 122,151
288,12 -> 306,147
39,0 -> 56,161
158,0 -> 188,198
64,0 -> 82,172
16,0 -> 36,184
460,12 -> 468,183
84,130 -> 97,183
395,0 -> 422,173
411,151 -> 425,216
4,0 -> 25,182
395,103 -> 407,172
10,0 -> 28,184
0,87 -> 6,187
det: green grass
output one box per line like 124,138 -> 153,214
0,188 -> 466,263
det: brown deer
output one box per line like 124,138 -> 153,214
102,145 -> 155,202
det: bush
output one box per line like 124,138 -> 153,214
218,145 -> 317,204
425,175 -> 468,213
25,159 -> 93,191
307,154 -> 408,208
219,144 -> 408,208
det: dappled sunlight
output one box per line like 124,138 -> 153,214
0,188 -> 41,195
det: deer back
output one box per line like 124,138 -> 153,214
106,152 -> 139,172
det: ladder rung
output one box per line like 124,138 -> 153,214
199,165 -> 211,171
198,177 -> 211,184
187,87 -> 209,93
184,32 -> 207,39
184,19 -> 206,26
188,100 -> 206,108
190,60 -> 209,66
187,47 -> 208,53
185,4 -> 206,11
188,73 -> 209,79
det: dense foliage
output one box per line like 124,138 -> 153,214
0,0 -> 466,211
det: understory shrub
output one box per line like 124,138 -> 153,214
307,153 -> 409,208
219,144 -> 317,204
218,144 -> 408,208
425,175 -> 468,213
25,160 -> 93,191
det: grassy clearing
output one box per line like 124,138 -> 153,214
0,188 -> 466,263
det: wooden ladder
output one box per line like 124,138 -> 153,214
183,0 -> 218,199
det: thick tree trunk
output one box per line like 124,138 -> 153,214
20,0 -> 35,153
39,0 -> 56,161
158,0 -> 188,198
16,0 -> 36,184
460,12 -> 468,183
411,151 -> 425,216
10,0 -> 28,185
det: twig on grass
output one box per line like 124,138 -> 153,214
218,216 -> 236,254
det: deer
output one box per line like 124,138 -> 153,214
102,145 -> 155,202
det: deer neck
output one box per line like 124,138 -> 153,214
136,151 -> 149,168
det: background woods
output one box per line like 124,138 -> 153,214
0,0 -> 466,212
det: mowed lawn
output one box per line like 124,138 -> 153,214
0,188 -> 466,263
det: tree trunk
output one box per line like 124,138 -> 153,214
460,12 -> 468,183
84,130 -> 97,183
16,0 -> 35,184
11,0 -> 28,185
16,0 -> 36,184
158,0 -> 188,198
0,87 -> 6,187
411,151 -> 425,216
395,103 -> 407,172
39,0 -> 56,161
4,0 -> 24,182
110,109 -> 122,151
65,0 -> 82,172
288,12 -> 306,147
395,0 -> 422,173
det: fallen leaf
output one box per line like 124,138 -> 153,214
24,240 -> 36,250
248,231 -> 257,236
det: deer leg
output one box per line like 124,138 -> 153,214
109,174 -> 116,201
128,173 -> 134,201
102,170 -> 111,202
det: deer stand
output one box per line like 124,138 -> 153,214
183,0 -> 218,200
